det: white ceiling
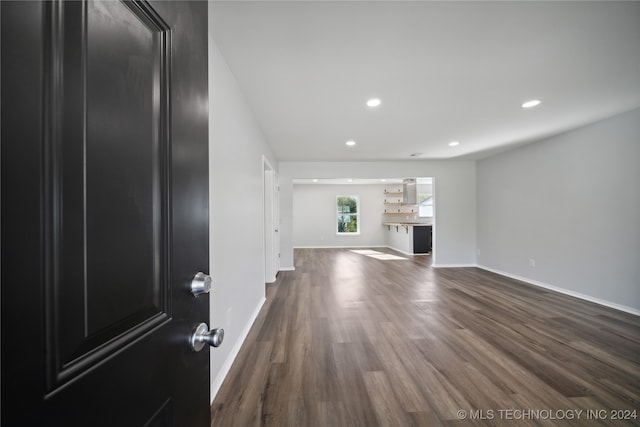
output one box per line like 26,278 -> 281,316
211,1 -> 640,161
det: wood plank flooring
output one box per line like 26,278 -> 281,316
211,248 -> 640,426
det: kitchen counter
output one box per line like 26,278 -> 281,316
383,222 -> 432,227
383,223 -> 432,255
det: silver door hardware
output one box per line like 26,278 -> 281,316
190,272 -> 212,297
190,323 -> 224,352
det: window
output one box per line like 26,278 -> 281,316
336,196 -> 359,234
419,194 -> 433,217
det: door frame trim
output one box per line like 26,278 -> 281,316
262,156 -> 278,284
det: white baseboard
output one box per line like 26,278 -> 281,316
294,245 -> 428,257
294,245 -> 388,249
432,263 -> 476,268
279,266 -> 295,272
477,264 -> 640,317
210,296 -> 266,403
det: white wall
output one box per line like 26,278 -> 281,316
477,108 -> 640,313
280,161 -> 476,268
293,184 -> 388,248
209,27 -> 278,400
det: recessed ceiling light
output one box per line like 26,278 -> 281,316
380,179 -> 386,182
366,98 -> 381,107
448,141 -> 460,147
312,179 -> 318,183
347,179 -> 353,183
345,140 -> 356,146
522,99 -> 541,109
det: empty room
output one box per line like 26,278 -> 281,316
209,1 -> 639,426
2,1 -> 638,426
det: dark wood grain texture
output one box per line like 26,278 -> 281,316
211,249 -> 640,426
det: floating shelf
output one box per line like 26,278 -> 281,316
384,188 -> 414,214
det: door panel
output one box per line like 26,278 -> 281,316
1,1 -> 210,425
84,0 -> 166,337
52,0 -> 172,387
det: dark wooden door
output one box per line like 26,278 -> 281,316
1,1 -> 210,425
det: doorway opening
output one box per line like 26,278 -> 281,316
263,157 -> 279,288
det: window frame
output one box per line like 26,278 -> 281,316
336,195 -> 360,235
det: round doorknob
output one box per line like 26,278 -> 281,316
190,323 -> 224,352
190,272 -> 212,297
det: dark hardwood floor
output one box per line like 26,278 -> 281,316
211,248 -> 640,426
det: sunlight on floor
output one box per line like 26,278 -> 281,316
350,249 -> 408,260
